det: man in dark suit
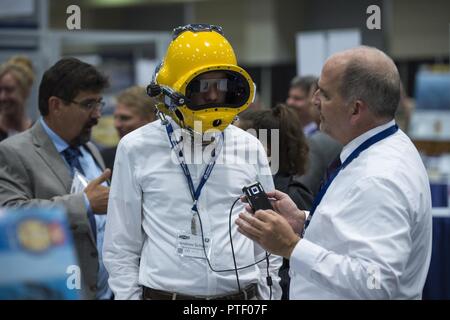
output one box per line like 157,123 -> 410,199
0,58 -> 111,299
299,130 -> 342,196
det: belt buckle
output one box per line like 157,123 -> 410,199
167,284 -> 255,300
226,285 -> 252,300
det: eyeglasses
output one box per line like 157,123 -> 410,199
194,78 -> 228,93
172,24 -> 223,40
68,98 -> 106,112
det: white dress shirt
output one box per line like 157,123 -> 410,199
290,120 -> 432,299
103,119 -> 282,300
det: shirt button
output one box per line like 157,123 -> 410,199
90,285 -> 97,291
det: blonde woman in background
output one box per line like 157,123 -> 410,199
0,55 -> 35,141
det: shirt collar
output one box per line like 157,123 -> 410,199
165,116 -> 223,151
39,117 -> 69,153
340,119 -> 396,163
303,121 -> 318,137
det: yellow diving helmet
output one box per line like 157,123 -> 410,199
148,24 -> 255,133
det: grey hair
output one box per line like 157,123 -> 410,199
339,49 -> 400,119
290,75 -> 318,94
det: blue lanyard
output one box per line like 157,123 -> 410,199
303,124 -> 399,235
164,121 -> 224,213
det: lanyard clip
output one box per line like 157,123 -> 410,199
191,200 -> 198,213
191,200 -> 199,235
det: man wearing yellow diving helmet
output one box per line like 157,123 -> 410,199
104,24 -> 281,300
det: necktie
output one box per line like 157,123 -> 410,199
325,156 -> 342,182
317,156 -> 342,192
303,156 -> 342,235
62,146 -> 97,240
62,146 -> 85,176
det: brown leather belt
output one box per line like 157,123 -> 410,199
143,284 -> 257,300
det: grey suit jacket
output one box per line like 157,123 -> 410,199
297,131 -> 342,197
0,121 -> 105,299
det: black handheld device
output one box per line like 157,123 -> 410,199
242,182 -> 273,212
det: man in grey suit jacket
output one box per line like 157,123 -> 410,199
299,131 -> 342,196
0,58 -> 111,299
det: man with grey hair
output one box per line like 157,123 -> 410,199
286,76 -> 319,136
236,46 -> 432,299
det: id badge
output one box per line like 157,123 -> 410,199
176,231 -> 212,260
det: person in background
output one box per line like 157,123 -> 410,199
236,105 -> 312,210
394,83 -> 415,135
0,55 -> 34,141
287,76 -> 342,196
0,57 -> 112,300
101,86 -> 157,171
234,108 -> 259,132
237,104 -> 313,300
286,76 -> 320,137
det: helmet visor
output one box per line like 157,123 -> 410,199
185,70 -> 251,111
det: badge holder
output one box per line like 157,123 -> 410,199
176,209 -> 212,260
176,230 -> 212,260
70,169 -> 89,194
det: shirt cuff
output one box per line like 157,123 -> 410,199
298,210 -> 309,236
83,192 -> 93,214
290,238 -> 325,276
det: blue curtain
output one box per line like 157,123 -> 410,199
422,216 -> 450,299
